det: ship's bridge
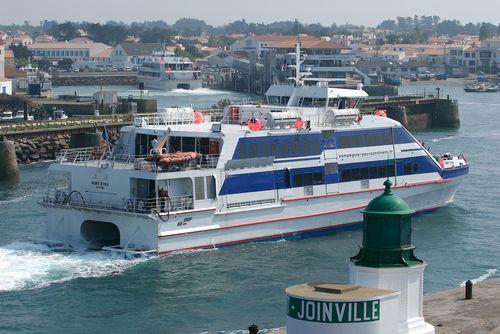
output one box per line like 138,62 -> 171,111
265,82 -> 368,108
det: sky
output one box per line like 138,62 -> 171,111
1,0 -> 499,27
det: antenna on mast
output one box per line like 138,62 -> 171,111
286,35 -> 312,87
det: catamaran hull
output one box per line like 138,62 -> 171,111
44,177 -> 462,254
138,76 -> 203,91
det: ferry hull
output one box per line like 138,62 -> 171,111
138,76 -> 202,91
44,177 -> 462,254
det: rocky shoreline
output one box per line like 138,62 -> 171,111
13,128 -> 121,164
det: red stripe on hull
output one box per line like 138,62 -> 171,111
159,204 -> 366,238
155,204 -> 446,255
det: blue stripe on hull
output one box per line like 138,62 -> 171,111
219,155 -> 447,195
441,166 -> 469,179
216,221 -> 364,249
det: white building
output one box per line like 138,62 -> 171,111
28,42 -> 111,62
72,48 -> 113,70
446,45 -> 478,74
478,37 -> 500,72
0,42 -> 13,95
269,39 -> 356,81
229,34 -> 321,55
0,42 -> 4,77
110,43 -> 163,68
33,34 -> 56,43
11,34 -> 33,46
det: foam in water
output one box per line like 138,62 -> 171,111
431,135 -> 456,143
460,269 -> 498,287
0,194 -> 32,205
168,88 -> 227,95
0,241 -> 148,292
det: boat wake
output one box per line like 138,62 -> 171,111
0,241 -> 148,292
460,269 -> 498,287
167,88 -> 227,95
0,194 -> 32,205
430,135 -> 456,143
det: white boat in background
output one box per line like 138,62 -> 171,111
137,50 -> 202,91
1,111 -> 14,122
53,109 -> 68,120
40,42 -> 469,255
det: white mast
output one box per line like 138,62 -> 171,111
286,39 -> 312,87
286,38 -> 312,107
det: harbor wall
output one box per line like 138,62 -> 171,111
365,97 -> 460,131
6,127 -> 121,164
52,74 -> 137,86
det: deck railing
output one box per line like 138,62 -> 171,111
42,191 -> 194,214
57,147 -> 219,172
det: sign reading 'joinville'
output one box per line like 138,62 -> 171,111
287,296 -> 380,323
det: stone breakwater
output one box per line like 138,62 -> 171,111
13,129 -> 120,164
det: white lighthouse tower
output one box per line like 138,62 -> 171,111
349,180 -> 435,334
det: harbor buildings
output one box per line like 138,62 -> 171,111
270,39 -> 356,81
0,41 -> 13,95
28,41 -> 111,62
229,34 -> 321,55
110,43 -> 164,69
478,37 -> 500,72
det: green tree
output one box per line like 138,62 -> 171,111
479,22 -> 491,41
10,44 -> 32,59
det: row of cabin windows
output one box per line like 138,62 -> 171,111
293,172 -> 324,187
337,132 -> 394,149
336,128 -> 414,149
237,136 -> 322,159
403,163 -> 420,175
341,164 -> 396,182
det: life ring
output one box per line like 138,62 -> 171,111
247,118 -> 262,131
293,117 -> 304,129
194,111 -> 203,124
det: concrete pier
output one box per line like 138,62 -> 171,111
424,278 -> 500,334
269,278 -> 500,334
0,138 -> 20,181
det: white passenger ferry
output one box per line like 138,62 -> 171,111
137,50 -> 202,91
40,43 -> 468,255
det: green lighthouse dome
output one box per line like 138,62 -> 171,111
363,179 -> 414,216
351,179 -> 423,268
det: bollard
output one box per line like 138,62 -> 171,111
0,137 -> 20,181
465,280 -> 473,300
248,324 -> 259,334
